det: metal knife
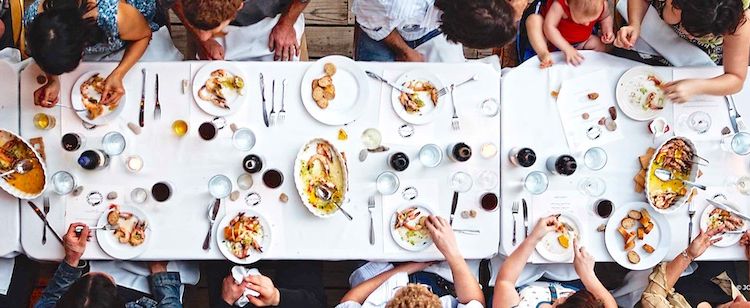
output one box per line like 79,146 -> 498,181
365,71 -> 415,94
260,73 -> 269,127
449,191 -> 459,225
726,96 -> 740,133
522,198 -> 529,237
42,196 -> 50,244
139,69 -> 146,127
730,95 -> 747,132
202,198 -> 221,250
706,199 -> 750,221
27,201 -> 63,245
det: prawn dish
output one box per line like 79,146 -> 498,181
393,206 -> 431,248
80,73 -> 119,120
198,69 -> 245,109
398,80 -> 438,114
707,208 -> 745,232
105,204 -> 147,247
223,213 -> 264,259
646,138 -> 696,210
0,130 -> 45,196
623,73 -> 665,111
295,139 -> 348,217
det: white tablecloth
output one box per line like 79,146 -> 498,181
18,61 -> 501,261
501,51 -> 750,262
0,57 -> 22,257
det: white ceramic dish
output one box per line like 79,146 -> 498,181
292,138 -> 349,218
390,70 -> 445,125
645,136 -> 699,214
70,71 -> 127,126
300,55 -> 369,125
216,209 -> 271,265
389,204 -> 434,252
0,129 -> 47,200
699,199 -> 748,247
535,214 -> 581,263
604,202 -> 670,271
96,205 -> 151,260
192,61 -> 246,117
615,66 -> 667,121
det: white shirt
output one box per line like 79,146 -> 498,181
352,0 -> 442,41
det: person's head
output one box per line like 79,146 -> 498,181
27,0 -> 99,75
386,284 -> 442,308
672,0 -> 745,36
435,0 -> 517,49
552,290 -> 604,308
567,0 -> 604,25
181,0 -> 243,41
55,272 -> 124,308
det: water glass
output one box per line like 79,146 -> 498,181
376,171 -> 400,195
131,188 -> 148,204
578,177 -> 606,197
583,147 -> 608,171
721,132 -> 750,155
208,174 -> 232,199
449,171 -> 473,193
361,128 -> 383,150
232,128 -> 256,151
480,98 -> 500,117
523,171 -> 549,195
418,144 -> 442,168
51,171 -> 76,195
102,131 -> 126,156
125,155 -> 143,173
477,170 -> 499,190
687,111 -> 711,134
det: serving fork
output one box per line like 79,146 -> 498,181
154,73 -> 161,120
269,80 -> 277,126
368,196 -> 375,245
450,84 -> 460,130
512,201 -> 519,245
42,196 -> 50,244
278,79 -> 287,124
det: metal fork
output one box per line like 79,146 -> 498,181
278,79 -> 287,124
437,74 -> 479,97
42,196 -> 50,244
368,196 -> 375,245
512,201 -> 519,245
269,80 -> 277,126
450,84 -> 460,130
154,73 -> 162,120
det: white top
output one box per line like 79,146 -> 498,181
352,0 -> 442,41
515,282 -> 578,308
336,298 -> 483,308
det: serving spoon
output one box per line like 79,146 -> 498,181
315,185 -> 353,220
0,159 -> 34,178
654,168 -> 706,190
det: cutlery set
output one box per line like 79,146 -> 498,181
259,73 -> 287,127
510,199 -> 530,246
138,69 -> 162,128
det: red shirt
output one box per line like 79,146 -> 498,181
542,0 -> 605,44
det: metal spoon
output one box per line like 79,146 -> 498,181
654,168 -> 706,190
315,185 -> 353,220
54,104 -> 86,112
0,159 -> 33,177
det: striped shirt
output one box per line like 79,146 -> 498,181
352,0 -> 442,41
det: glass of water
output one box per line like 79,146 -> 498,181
131,188 -> 148,204
477,170 -> 499,190
721,132 -> 750,155
450,171 -> 473,193
419,144 -> 442,168
208,175 -> 232,199
523,171 -> 549,195
687,111 -> 712,134
583,147 -> 608,171
232,128 -> 256,151
376,171 -> 400,195
51,171 -> 76,195
102,131 -> 126,156
578,177 -> 606,197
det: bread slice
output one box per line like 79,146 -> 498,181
628,251 -> 641,264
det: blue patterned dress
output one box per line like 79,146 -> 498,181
24,0 -> 159,55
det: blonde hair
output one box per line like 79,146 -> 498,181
386,284 -> 442,308
568,0 -> 603,19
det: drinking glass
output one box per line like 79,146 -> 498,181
480,143 -> 498,159
583,147 -> 608,171
376,171 -> 400,195
125,155 -> 143,173
131,188 -> 148,204
578,177 -> 606,197
687,111 -> 711,134
729,176 -> 750,195
199,117 -> 226,141
51,171 -> 75,195
477,170 -> 499,190
449,171 -> 473,193
480,98 -> 500,117
172,120 -> 188,137
418,144 -> 442,168
523,171 -> 549,195
208,175 -> 232,199
151,182 -> 173,202
361,128 -> 382,150
33,113 -> 56,130
102,132 -> 126,156
232,128 -> 256,151
237,174 -> 253,190
721,132 -> 750,155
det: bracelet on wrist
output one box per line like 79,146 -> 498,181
681,250 -> 694,261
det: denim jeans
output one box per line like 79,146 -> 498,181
355,25 -> 442,61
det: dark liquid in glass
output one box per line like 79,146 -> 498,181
243,155 -> 263,174
516,148 -> 536,167
555,155 -> 577,176
62,133 -> 82,151
152,182 -> 172,202
263,170 -> 284,189
596,199 -> 613,218
481,193 -> 499,211
452,143 -> 472,162
198,123 -> 217,140
389,152 -> 410,171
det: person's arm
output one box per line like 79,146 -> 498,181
274,288 -> 325,307
572,241 -> 617,308
426,216 -> 483,305
338,262 -> 432,304
615,0 -> 648,49
381,30 -> 425,62
148,262 -> 183,308
34,223 -> 90,308
493,216 -> 558,308
542,2 -> 583,65
33,73 -> 60,107
599,3 -> 615,44
269,0 -> 309,61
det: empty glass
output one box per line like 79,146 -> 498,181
102,132 -> 126,156
232,128 -> 256,151
131,188 -> 148,204
578,177 -> 606,197
418,144 -> 442,168
449,171 -> 473,193
523,171 -> 549,195
583,147 -> 608,171
125,155 -> 143,173
51,171 -> 75,195
687,111 -> 711,134
477,170 -> 499,190
721,132 -> 750,155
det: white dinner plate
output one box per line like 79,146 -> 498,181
216,209 -> 271,265
535,214 -> 581,263
192,61 -> 246,117
96,205 -> 151,260
70,71 -> 127,126
391,70 -> 445,125
300,55 -> 369,125
604,202 -> 670,271
615,66 -> 667,121
699,199 -> 747,247
389,204 -> 434,252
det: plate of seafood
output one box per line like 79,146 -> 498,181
217,210 -> 271,264
535,214 -> 581,263
0,129 -> 47,199
605,203 -> 669,271
293,138 -> 349,218
71,71 -> 127,125
390,70 -> 445,125
645,137 -> 699,214
300,55 -> 369,125
192,61 -> 246,117
96,204 -> 150,260
700,198 -> 747,247
390,205 -> 434,251
616,66 -> 668,121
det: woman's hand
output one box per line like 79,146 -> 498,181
246,274 -> 281,307
614,25 -> 640,49
740,231 -> 750,259
100,72 -> 126,106
663,79 -> 700,103
687,227 -> 724,260
573,239 -> 595,279
563,48 -> 584,66
33,76 -> 60,108
425,215 -> 460,259
63,223 -> 89,267
529,215 -> 559,242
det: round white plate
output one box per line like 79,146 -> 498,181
216,209 -> 271,265
292,138 -> 349,218
0,129 -> 47,200
391,70 -> 445,125
699,200 -> 747,247
192,61 -> 246,117
300,55 -> 369,125
615,66 -> 667,121
604,202 -> 671,271
389,204 -> 434,252
70,71 -> 127,126
96,205 -> 151,260
535,215 -> 581,263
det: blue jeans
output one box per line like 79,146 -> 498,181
355,25 -> 442,61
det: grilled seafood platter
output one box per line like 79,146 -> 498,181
79,73 -> 118,120
104,204 -> 147,247
197,69 -> 245,109
645,137 -> 698,213
399,80 -> 438,114
0,130 -> 46,199
707,208 -> 745,231
223,212 -> 264,259
390,205 -> 434,251
293,138 -> 348,218
700,199 -> 748,247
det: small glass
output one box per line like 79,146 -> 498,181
61,133 -> 85,152
33,113 -> 56,130
477,170 -> 499,190
199,117 -> 226,141
583,147 -> 608,171
361,128 -> 383,150
237,174 -> 254,190
51,171 -> 75,195
376,171 -> 400,195
131,188 -> 148,204
151,182 -> 173,202
594,199 -> 614,218
102,132 -> 126,156
578,177 -> 606,197
172,120 -> 188,137
449,171 -> 473,193
262,169 -> 284,189
480,143 -> 498,159
721,132 -> 750,155
208,175 -> 232,199
480,193 -> 499,212
480,98 -> 500,117
418,144 -> 442,168
687,111 -> 712,134
523,171 -> 549,195
125,155 -> 143,173
733,176 -> 750,195
232,128 -> 256,151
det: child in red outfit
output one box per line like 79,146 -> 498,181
526,0 -> 614,67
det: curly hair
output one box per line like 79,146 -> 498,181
557,290 -> 604,308
672,0 -> 746,36
386,284 -> 442,308
182,0 -> 243,31
435,0 -> 517,49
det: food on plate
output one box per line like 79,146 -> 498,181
198,69 -> 245,109
634,147 -> 657,193
621,218 -> 636,229
105,204 -> 147,247
223,212 -> 264,259
398,80 -> 438,114
311,63 -> 337,109
627,251 -> 641,264
80,73 -> 119,120
557,234 -> 570,249
624,73 -> 666,111
298,140 -> 347,215
643,244 -> 655,254
616,207 -> 657,263
394,207 -> 430,245
587,92 -> 599,100
0,131 -> 45,195
648,139 -> 694,209
628,210 -> 642,220
707,208 -> 745,231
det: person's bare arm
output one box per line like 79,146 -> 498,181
573,241 -> 617,308
270,0 -> 309,61
615,0 -> 649,48
542,3 -> 583,65
381,29 -> 424,62
426,216 -> 483,305
338,263 -> 432,304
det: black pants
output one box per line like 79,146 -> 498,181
0,255 -> 40,308
674,261 -> 738,307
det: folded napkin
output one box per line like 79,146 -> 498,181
231,266 -> 261,307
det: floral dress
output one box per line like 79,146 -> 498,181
23,0 -> 159,55
649,0 -> 750,64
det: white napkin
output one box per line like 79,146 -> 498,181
414,33 -> 466,63
0,257 -> 15,295
231,266 -> 261,307
89,261 -> 200,296
221,14 -> 305,61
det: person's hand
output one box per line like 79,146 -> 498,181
425,215 -> 460,259
148,261 -> 168,274
687,227 -> 724,260
529,215 -> 559,242
221,275 -> 248,305
63,223 -> 89,267
246,274 -> 281,307
198,38 -> 225,60
507,0 -> 528,22
33,76 -> 60,108
396,48 -> 425,62
614,25 -> 640,49
538,52 -> 553,68
563,48 -> 584,66
601,31 -> 615,44
100,73 -> 125,106
739,231 -> 750,260
269,21 -> 299,61
573,238 -> 596,279
716,295 -> 748,308
663,79 -> 700,103
397,262 -> 435,274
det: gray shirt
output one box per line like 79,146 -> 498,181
233,0 -> 291,26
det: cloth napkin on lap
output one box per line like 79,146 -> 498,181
231,266 -> 261,307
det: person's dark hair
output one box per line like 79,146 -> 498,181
557,290 -> 604,308
56,273 -> 125,308
672,0 -> 746,36
27,0 -> 101,75
435,0 -> 517,49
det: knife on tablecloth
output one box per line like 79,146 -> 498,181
726,95 -> 747,133
706,199 -> 750,221
522,198 -> 529,237
139,69 -> 146,127
203,198 -> 221,250
260,73 -> 269,127
28,201 -> 63,245
449,191 -> 459,225
365,71 -> 415,94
